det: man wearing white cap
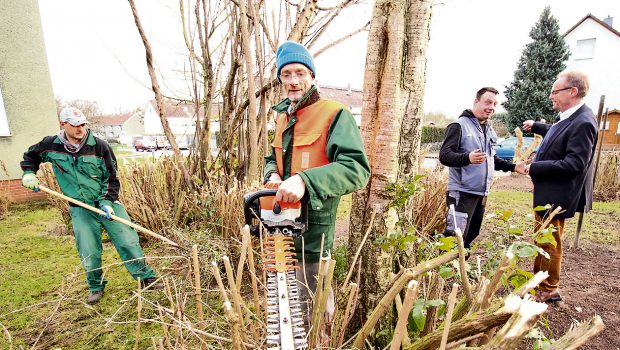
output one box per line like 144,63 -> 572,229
21,106 -> 162,305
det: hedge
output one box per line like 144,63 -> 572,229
421,125 -> 446,144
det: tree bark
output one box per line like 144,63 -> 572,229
348,1 -> 433,344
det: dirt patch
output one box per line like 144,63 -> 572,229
531,242 -> 620,348
492,173 -> 534,192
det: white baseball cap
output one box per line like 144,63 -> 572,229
59,107 -> 89,126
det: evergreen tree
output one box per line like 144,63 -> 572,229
503,6 -> 570,133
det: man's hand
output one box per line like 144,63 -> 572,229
275,175 -> 306,203
21,173 -> 39,192
522,120 -> 535,132
524,164 -> 531,175
514,161 -> 529,175
468,149 -> 487,164
99,202 -> 115,220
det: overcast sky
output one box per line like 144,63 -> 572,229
38,0 -> 620,117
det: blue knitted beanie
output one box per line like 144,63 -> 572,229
276,41 -> 316,79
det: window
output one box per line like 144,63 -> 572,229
0,87 -> 10,136
616,122 -> 620,135
575,38 -> 596,60
600,121 -> 609,130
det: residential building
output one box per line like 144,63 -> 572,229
0,0 -> 58,202
598,109 -> 620,149
563,14 -> 620,111
90,110 -> 144,144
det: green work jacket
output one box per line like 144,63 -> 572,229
21,131 -> 120,207
264,86 -> 370,262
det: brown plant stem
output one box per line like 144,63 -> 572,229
390,280 -> 419,350
439,283 -> 460,350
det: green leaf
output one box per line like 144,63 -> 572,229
439,266 -> 454,279
508,225 -> 523,236
496,209 -> 515,221
437,236 -> 456,252
408,299 -> 427,332
514,245 -> 536,258
533,204 -> 552,212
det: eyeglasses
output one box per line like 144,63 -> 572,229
550,86 -> 574,95
279,71 -> 310,83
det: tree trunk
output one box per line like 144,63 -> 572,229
238,0 -> 258,183
348,1 -> 432,345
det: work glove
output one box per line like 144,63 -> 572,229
99,200 -> 115,220
22,173 -> 39,192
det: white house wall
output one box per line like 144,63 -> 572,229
565,18 -> 620,110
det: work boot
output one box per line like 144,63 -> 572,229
87,290 -> 104,305
140,278 -> 164,290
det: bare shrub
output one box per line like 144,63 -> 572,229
411,171 -> 448,235
39,163 -> 72,231
594,150 -> 620,201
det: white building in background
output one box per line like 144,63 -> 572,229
563,14 -> 620,111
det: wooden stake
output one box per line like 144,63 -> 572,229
455,231 -> 473,304
191,245 -> 205,349
439,283 -> 459,350
390,280 -> 419,350
243,226 -> 262,340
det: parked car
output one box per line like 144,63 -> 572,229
495,136 -> 538,161
134,138 -> 157,152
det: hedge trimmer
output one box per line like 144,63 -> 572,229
244,186 -> 309,350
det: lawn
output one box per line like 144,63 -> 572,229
0,203 -> 168,349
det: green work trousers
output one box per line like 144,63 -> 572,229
69,202 -> 156,291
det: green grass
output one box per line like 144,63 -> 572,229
0,203 -> 169,349
486,190 -> 620,246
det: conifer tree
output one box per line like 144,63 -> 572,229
503,6 -> 570,132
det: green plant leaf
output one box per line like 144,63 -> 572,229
439,265 -> 454,279
533,204 -> 552,212
508,225 -> 523,236
437,236 -> 456,252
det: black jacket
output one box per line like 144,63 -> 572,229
529,104 -> 597,218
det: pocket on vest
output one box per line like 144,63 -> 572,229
293,133 -> 322,170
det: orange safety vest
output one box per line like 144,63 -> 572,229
271,99 -> 345,177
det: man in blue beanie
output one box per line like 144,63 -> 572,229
264,41 -> 370,325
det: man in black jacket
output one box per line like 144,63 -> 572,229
440,87 -> 527,249
522,70 -> 597,303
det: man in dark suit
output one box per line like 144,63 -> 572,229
522,70 -> 598,303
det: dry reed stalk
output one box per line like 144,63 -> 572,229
134,278 -> 143,350
468,277 -> 490,316
352,251 -> 458,349
243,226 -> 262,339
343,210 -> 376,287
546,315 -> 605,350
390,280 -> 419,350
334,283 -> 358,348
421,273 -> 444,337
235,227 -> 249,291
191,245 -> 206,349
210,261 -> 231,304
316,258 -> 336,346
222,256 -> 247,342
481,251 -> 514,309
309,256 -> 329,348
482,296 -> 547,349
439,283 -> 460,350
455,232 -> 473,303
445,333 -> 484,349
393,293 -> 411,348
223,301 -> 244,349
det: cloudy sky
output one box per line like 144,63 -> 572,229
38,0 -> 620,117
